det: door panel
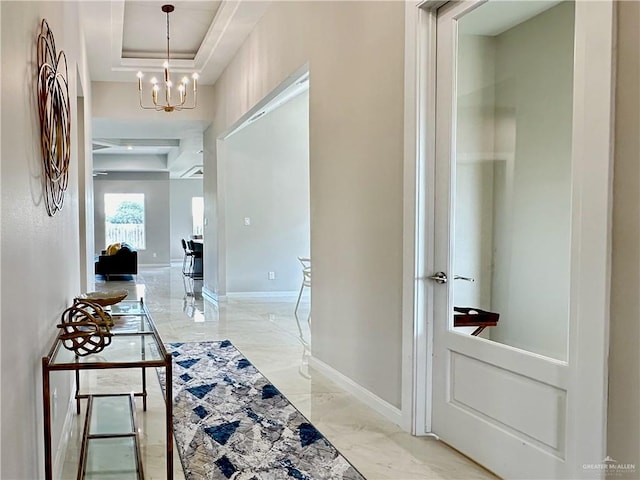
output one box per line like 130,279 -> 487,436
450,352 -> 566,455
429,1 -> 613,478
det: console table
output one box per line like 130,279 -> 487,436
42,299 -> 173,479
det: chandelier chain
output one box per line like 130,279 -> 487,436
166,9 -> 170,65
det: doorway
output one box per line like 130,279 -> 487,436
412,1 -> 615,478
217,70 -> 311,300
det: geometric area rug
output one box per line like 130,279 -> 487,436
157,341 -> 366,480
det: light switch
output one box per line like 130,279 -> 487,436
244,217 -> 251,226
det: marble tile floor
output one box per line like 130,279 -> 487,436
62,265 -> 496,480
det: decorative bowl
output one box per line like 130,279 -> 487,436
76,289 -> 128,306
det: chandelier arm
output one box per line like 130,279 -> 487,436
138,84 -> 164,110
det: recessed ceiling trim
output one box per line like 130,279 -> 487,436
110,0 -> 244,78
194,0 -> 241,69
114,57 -> 196,73
94,138 -> 180,148
108,0 -> 269,82
122,51 -> 195,61
111,1 -> 125,72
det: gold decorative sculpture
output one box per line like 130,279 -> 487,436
76,289 -> 128,307
36,19 -> 71,216
57,300 -> 113,356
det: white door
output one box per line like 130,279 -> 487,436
429,1 -> 614,478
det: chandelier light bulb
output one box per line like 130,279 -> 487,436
136,71 -> 144,91
136,4 -> 198,112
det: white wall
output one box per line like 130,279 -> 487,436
1,2 -> 91,477
170,179 -> 203,261
223,90 -> 310,294
94,172 -> 171,265
205,1 -> 405,408
92,81 -> 215,123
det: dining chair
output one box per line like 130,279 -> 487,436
295,257 -> 311,317
181,239 -> 193,276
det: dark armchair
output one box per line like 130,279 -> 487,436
95,243 -> 138,280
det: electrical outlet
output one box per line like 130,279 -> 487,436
153,252 -> 157,258
244,217 -> 251,226
268,271 -> 276,280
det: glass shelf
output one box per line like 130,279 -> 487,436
90,396 -> 134,434
85,438 -> 138,479
82,395 -> 141,479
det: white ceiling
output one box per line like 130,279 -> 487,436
81,0 -> 269,178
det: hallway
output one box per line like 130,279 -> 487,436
62,265 -> 495,479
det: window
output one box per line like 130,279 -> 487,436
105,193 -> 146,249
192,197 -> 204,236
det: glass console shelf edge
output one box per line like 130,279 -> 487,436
49,333 -> 163,366
107,301 -> 146,316
109,315 -> 153,334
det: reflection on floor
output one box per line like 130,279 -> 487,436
62,265 -> 495,479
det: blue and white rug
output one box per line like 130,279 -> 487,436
158,341 -> 365,480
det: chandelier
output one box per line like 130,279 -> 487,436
137,4 -> 198,112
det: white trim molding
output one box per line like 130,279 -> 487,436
224,291 -> 299,299
202,286 -> 219,304
309,357 -> 403,427
401,0 -> 419,435
404,0 -> 441,437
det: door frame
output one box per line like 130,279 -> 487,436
402,0 -> 449,436
403,0 -> 615,469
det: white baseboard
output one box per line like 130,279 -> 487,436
54,394 -> 77,479
225,291 -> 298,298
202,287 -> 218,304
308,356 -> 403,427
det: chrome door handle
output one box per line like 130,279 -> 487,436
454,275 -> 475,282
427,272 -> 448,284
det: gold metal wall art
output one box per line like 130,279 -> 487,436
37,19 -> 71,216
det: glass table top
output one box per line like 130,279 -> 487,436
110,315 -> 152,334
107,301 -> 146,316
50,334 -> 163,366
